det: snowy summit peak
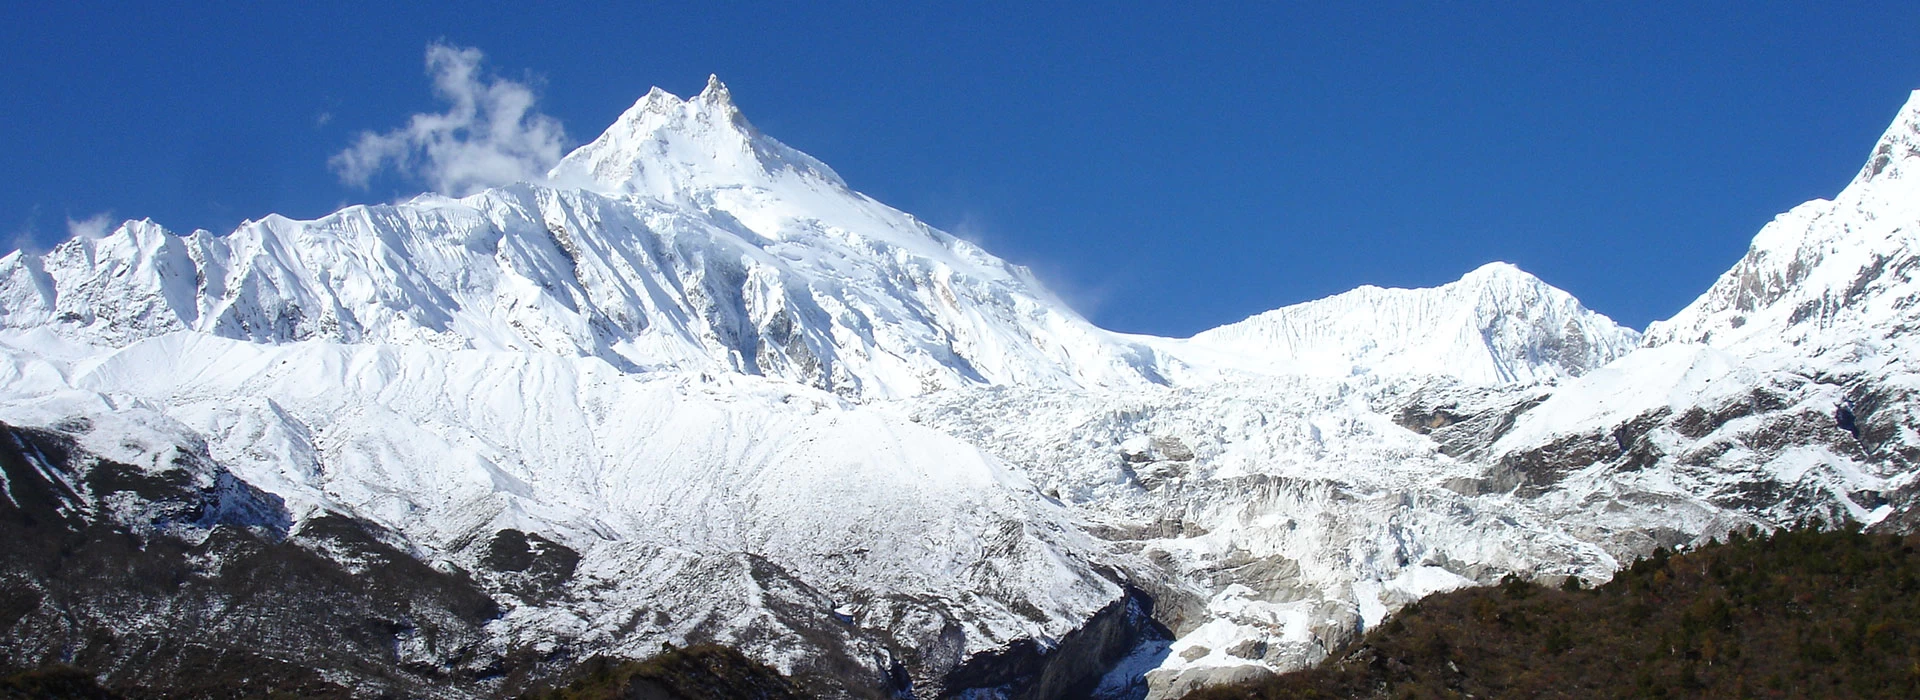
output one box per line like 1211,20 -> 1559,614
546,76 -> 844,197
0,74 -> 1169,401
1851,89 -> 1920,188
628,76 -> 738,121
695,74 -> 736,110
635,86 -> 678,113
1459,260 -> 1530,282
1187,262 -> 1639,384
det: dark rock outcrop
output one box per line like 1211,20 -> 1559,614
0,421 -> 507,698
940,588 -> 1171,700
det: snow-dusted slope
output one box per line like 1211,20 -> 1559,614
0,329 -> 1135,696
1481,90 -> 1920,539
1182,262 -> 1639,384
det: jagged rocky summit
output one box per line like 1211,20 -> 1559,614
0,78 -> 1914,699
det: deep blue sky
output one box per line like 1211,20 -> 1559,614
5,4 -> 1918,335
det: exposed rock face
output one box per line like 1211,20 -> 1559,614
940,589 -> 1170,699
476,529 -> 582,606
0,420 -> 504,698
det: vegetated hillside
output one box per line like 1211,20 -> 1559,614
0,667 -> 119,700
518,644 -> 809,700
0,644 -> 804,700
1188,526 -> 1920,699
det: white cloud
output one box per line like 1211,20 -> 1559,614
330,43 -> 569,196
66,212 -> 116,240
6,206 -> 43,256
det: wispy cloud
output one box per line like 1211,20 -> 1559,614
66,211 -> 116,240
330,43 -> 569,197
0,208 -> 110,256
6,205 -> 43,255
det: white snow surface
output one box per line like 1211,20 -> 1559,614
1184,262 -> 1640,384
2,81 -> 1917,697
0,330 -> 1124,679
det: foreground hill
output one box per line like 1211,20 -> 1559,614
0,644 -> 803,700
1189,527 -> 1920,699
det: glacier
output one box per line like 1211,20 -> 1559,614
0,78 -> 1916,699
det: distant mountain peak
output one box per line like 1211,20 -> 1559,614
634,86 -> 678,114
547,77 -> 844,198
1184,262 -> 1639,384
1460,260 -> 1530,282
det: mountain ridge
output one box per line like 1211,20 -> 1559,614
0,77 -> 1632,399
1183,261 -> 1639,384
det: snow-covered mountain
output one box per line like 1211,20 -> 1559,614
0,77 -> 1163,402
0,79 -> 1914,700
0,78 -> 1173,698
1491,91 -> 1920,540
0,330 -> 1136,696
1181,261 -> 1639,384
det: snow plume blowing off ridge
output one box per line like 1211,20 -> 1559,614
330,43 -> 571,196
